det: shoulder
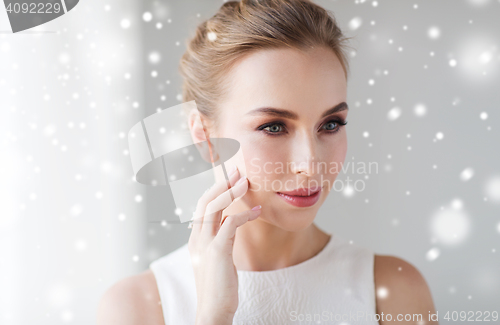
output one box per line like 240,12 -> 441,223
96,269 -> 165,325
373,255 -> 438,324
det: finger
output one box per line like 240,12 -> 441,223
191,167 -> 238,234
202,175 -> 248,234
214,207 -> 262,248
191,166 -> 240,234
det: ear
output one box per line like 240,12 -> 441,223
188,109 -> 219,163
188,108 -> 209,143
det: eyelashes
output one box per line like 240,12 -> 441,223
257,119 -> 348,136
323,119 -> 348,132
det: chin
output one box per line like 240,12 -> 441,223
260,205 -> 320,232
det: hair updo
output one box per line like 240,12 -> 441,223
179,0 -> 353,133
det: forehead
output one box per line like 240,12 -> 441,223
220,46 -> 347,117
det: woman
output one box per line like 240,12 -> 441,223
97,0 -> 439,324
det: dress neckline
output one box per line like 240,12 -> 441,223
236,232 -> 336,275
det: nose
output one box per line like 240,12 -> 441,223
289,130 -> 317,176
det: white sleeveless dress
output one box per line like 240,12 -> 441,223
149,233 -> 379,325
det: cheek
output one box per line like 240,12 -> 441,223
317,135 -> 347,181
244,145 -> 281,184
334,133 -> 348,168
326,136 -> 347,164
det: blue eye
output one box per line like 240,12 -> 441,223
324,121 -> 337,131
266,124 -> 281,133
258,122 -> 287,135
322,119 -> 348,133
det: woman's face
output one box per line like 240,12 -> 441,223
213,46 -> 348,231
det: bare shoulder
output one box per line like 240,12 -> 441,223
96,269 -> 165,325
374,255 -> 439,325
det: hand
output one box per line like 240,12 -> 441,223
188,166 -> 261,324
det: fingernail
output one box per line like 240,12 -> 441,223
251,205 -> 261,211
228,165 -> 237,175
235,176 -> 247,186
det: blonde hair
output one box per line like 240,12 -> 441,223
179,0 -> 353,133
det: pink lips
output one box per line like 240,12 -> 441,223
276,186 -> 322,207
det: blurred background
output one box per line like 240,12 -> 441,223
1,0 -> 499,324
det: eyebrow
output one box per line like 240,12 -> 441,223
245,102 -> 349,120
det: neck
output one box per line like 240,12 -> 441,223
231,215 -> 331,272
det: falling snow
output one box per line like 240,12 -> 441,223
460,168 -> 474,181
485,176 -> 500,202
120,18 -> 131,29
348,17 -> 363,30
387,107 -> 401,121
143,12 -> 153,22
430,200 -> 470,246
413,103 -> 427,117
428,26 -> 441,40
